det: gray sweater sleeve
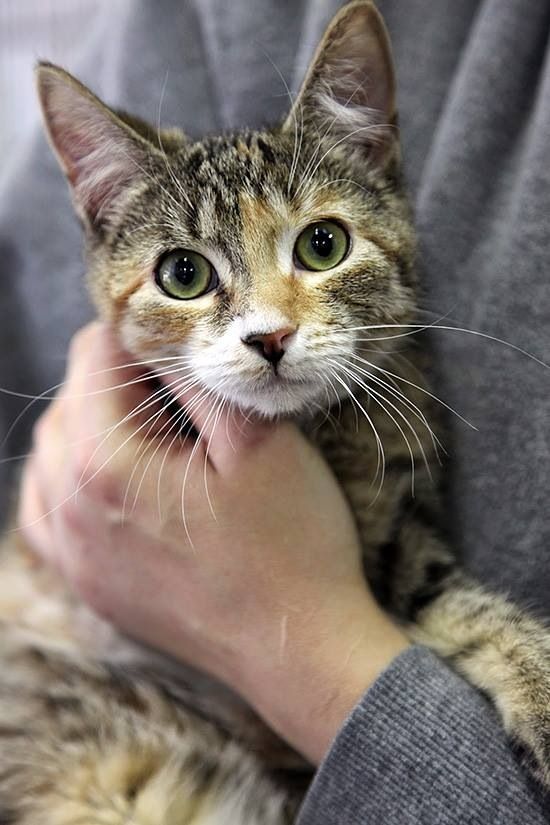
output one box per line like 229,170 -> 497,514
298,646 -> 549,824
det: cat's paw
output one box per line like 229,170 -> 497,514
510,709 -> 550,789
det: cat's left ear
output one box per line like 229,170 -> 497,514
283,1 -> 396,166
36,63 -> 153,230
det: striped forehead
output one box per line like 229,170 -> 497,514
166,133 -> 356,287
178,134 -> 288,268
238,190 -> 291,284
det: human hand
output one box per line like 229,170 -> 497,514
18,322 -> 409,763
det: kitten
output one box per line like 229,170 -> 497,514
0,1 -> 548,821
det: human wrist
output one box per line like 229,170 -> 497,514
238,586 -> 410,765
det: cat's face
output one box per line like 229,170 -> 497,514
38,1 -> 416,418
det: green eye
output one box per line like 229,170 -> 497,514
155,249 -> 217,300
294,221 -> 350,271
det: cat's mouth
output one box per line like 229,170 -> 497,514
172,347 -> 345,419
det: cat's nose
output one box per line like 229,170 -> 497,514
242,326 -> 297,365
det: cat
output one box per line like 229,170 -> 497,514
0,1 -> 549,822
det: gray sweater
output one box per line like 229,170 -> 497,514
1,1 -> 549,821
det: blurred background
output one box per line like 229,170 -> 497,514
0,0 -> 109,157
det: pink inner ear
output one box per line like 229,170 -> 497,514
79,168 -> 126,224
329,15 -> 393,117
67,132 -> 136,222
41,73 -> 141,224
60,125 -> 101,185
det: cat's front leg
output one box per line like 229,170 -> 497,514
374,508 -> 550,789
410,569 -> 550,788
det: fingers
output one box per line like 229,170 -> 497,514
17,379 -> 75,568
61,324 -> 198,499
20,323 -> 195,534
64,322 -> 157,442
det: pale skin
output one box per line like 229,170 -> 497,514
18,322 -> 409,765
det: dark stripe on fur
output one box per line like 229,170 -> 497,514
407,560 -> 456,620
372,539 -> 401,609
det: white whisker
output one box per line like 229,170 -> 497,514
203,395 -> 228,521
349,349 -> 476,431
327,366 -> 385,497
348,322 -> 550,372
123,376 -> 201,520
334,360 -> 432,490
180,387 -> 222,549
333,352 -> 445,457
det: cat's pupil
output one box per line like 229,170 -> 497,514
311,227 -> 334,258
173,256 -> 196,285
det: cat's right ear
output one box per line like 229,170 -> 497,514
36,63 -> 151,229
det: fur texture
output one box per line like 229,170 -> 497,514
0,2 -> 549,821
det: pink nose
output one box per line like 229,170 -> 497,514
242,326 -> 297,365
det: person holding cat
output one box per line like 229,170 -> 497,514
2,0 -> 550,823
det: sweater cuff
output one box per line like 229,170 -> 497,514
297,645 -> 547,824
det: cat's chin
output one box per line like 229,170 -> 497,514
213,379 -> 330,419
